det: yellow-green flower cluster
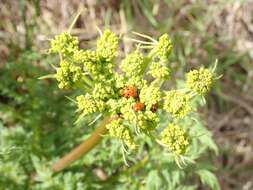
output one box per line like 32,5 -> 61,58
148,61 -> 171,79
76,95 -> 98,116
49,28 -> 217,153
151,34 -> 173,62
55,60 -> 82,89
186,68 -> 214,95
92,81 -> 116,100
50,32 -> 78,56
117,97 -> 159,130
161,124 -> 189,155
96,29 -> 119,62
106,118 -> 136,149
139,84 -> 161,109
163,90 -> 191,119
74,50 -> 100,76
120,50 -> 145,77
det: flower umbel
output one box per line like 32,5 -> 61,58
56,60 -> 82,89
148,61 -> 171,79
163,90 -> 191,119
186,68 -> 214,95
76,95 -> 98,116
106,118 -> 136,149
150,33 -> 173,62
139,84 -> 161,109
120,50 -> 146,77
48,29 -> 217,155
96,29 -> 119,62
50,31 -> 78,56
161,124 -> 189,155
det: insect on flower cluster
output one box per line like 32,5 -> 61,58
48,28 -> 219,159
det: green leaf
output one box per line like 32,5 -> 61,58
196,169 -> 220,190
145,170 -> 163,190
193,121 -> 219,155
38,74 -> 56,80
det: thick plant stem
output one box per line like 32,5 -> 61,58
52,117 -> 112,172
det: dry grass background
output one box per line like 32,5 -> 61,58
0,0 -> 253,189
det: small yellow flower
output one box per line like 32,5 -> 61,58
55,60 -> 81,89
150,34 -> 173,62
148,61 -> 171,79
186,68 -> 213,95
76,95 -> 98,116
96,29 -> 119,62
139,84 -> 161,109
161,124 -> 189,155
50,32 -> 78,56
163,90 -> 191,119
120,50 -> 146,77
48,29 -> 218,157
106,118 -> 136,149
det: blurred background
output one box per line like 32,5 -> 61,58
0,0 -> 252,189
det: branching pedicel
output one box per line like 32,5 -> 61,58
48,29 -> 219,171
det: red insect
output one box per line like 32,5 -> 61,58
133,102 -> 145,112
122,86 -> 138,98
151,103 -> 158,113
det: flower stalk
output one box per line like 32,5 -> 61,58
52,117 -> 113,172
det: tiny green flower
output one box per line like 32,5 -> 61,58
92,81 -> 116,100
50,31 -> 78,56
73,49 -> 115,80
186,68 -> 214,95
161,124 -> 189,155
96,29 -> 119,62
150,34 -> 173,62
126,76 -> 147,90
55,60 -> 82,89
118,98 -> 159,130
120,50 -> 146,77
76,95 -> 98,116
73,50 -> 102,77
106,118 -> 136,149
163,90 -> 191,119
120,98 -> 137,122
139,84 -> 161,109
148,61 -> 171,79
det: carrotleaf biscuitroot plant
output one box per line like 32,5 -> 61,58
46,29 -> 220,189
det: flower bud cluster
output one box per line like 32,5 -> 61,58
148,61 -> 171,79
50,32 -> 78,56
96,29 -> 119,62
76,95 -> 99,116
120,50 -> 146,77
163,90 -> 191,119
49,29 -> 216,154
151,34 -> 173,62
106,118 -> 136,149
139,84 -> 161,109
55,60 -> 82,89
186,68 -> 214,95
147,33 -> 173,81
161,124 -> 189,155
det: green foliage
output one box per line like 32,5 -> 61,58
196,170 -> 220,190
